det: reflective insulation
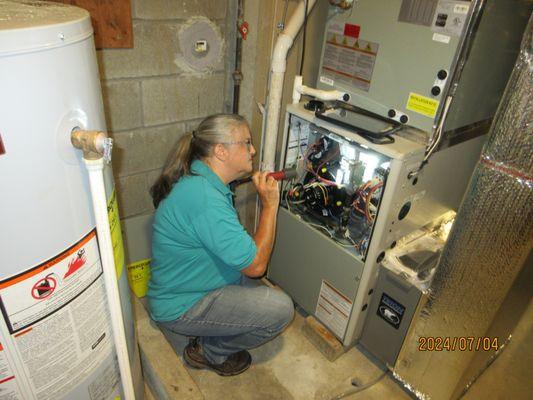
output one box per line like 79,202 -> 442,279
393,14 -> 533,400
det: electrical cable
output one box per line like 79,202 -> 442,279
364,181 -> 383,223
306,222 -> 334,238
344,231 -> 360,251
410,95 -> 453,179
424,95 -> 452,162
306,168 -> 337,186
328,369 -> 388,400
315,146 -> 340,174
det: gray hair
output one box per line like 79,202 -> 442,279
150,113 -> 248,207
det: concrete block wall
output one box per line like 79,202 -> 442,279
96,0 -> 231,223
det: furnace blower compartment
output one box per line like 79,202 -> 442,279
280,115 -> 391,259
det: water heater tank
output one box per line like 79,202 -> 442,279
0,1 -> 142,399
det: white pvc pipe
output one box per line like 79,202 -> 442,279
292,75 -> 347,104
262,0 -> 318,171
84,158 -> 136,400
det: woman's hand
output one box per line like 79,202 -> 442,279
252,171 -> 280,209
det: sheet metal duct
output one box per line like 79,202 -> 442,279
393,13 -> 533,400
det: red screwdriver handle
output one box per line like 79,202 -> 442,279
267,168 -> 297,181
267,170 -> 286,180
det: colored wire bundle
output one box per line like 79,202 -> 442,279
352,179 -> 383,223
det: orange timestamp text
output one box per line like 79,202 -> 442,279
418,336 -> 499,352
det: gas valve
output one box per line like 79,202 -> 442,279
238,21 -> 249,40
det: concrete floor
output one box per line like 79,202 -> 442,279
139,294 -> 533,400
461,299 -> 533,400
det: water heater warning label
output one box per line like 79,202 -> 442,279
0,338 -> 23,399
321,29 -> 379,92
0,229 -> 118,400
0,230 -> 102,333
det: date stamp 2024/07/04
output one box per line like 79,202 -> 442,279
418,336 -> 500,352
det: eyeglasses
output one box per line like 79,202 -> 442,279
220,138 -> 254,151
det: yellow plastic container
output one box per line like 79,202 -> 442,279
127,259 -> 151,297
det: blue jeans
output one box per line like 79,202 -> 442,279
157,277 -> 294,364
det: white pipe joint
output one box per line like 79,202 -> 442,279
292,75 -> 304,104
292,75 -> 348,104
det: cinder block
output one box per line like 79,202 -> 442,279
98,19 -> 226,79
302,316 -> 346,362
199,73 -> 227,117
146,168 -> 163,193
111,123 -> 188,177
115,173 -> 154,218
142,77 -> 190,125
101,80 -> 142,131
133,0 -> 226,20
98,21 -> 181,79
142,74 -> 225,126
185,118 -> 205,132
135,21 -> 179,75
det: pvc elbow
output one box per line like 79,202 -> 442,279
294,80 -> 348,102
292,75 -> 303,104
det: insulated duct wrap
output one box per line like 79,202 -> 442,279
393,14 -> 533,400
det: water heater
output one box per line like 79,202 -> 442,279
0,1 -> 142,399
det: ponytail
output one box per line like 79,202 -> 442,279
150,113 -> 248,208
150,133 -> 194,208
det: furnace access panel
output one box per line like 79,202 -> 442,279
317,0 -> 472,133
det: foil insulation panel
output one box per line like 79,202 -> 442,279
393,14 -> 533,400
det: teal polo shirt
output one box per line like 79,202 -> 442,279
148,160 -> 257,322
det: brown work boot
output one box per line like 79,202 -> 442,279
183,338 -> 252,376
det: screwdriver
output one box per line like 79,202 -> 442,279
233,168 -> 298,185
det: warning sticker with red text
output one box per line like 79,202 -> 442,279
315,280 -> 352,339
321,29 -> 379,92
0,229 -> 118,400
0,230 -> 101,333
0,338 -> 24,399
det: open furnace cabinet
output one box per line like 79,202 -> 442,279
267,104 -> 484,346
266,0 -> 530,348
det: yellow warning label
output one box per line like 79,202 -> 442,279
406,92 -> 439,118
127,259 -> 151,298
107,189 -> 125,279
